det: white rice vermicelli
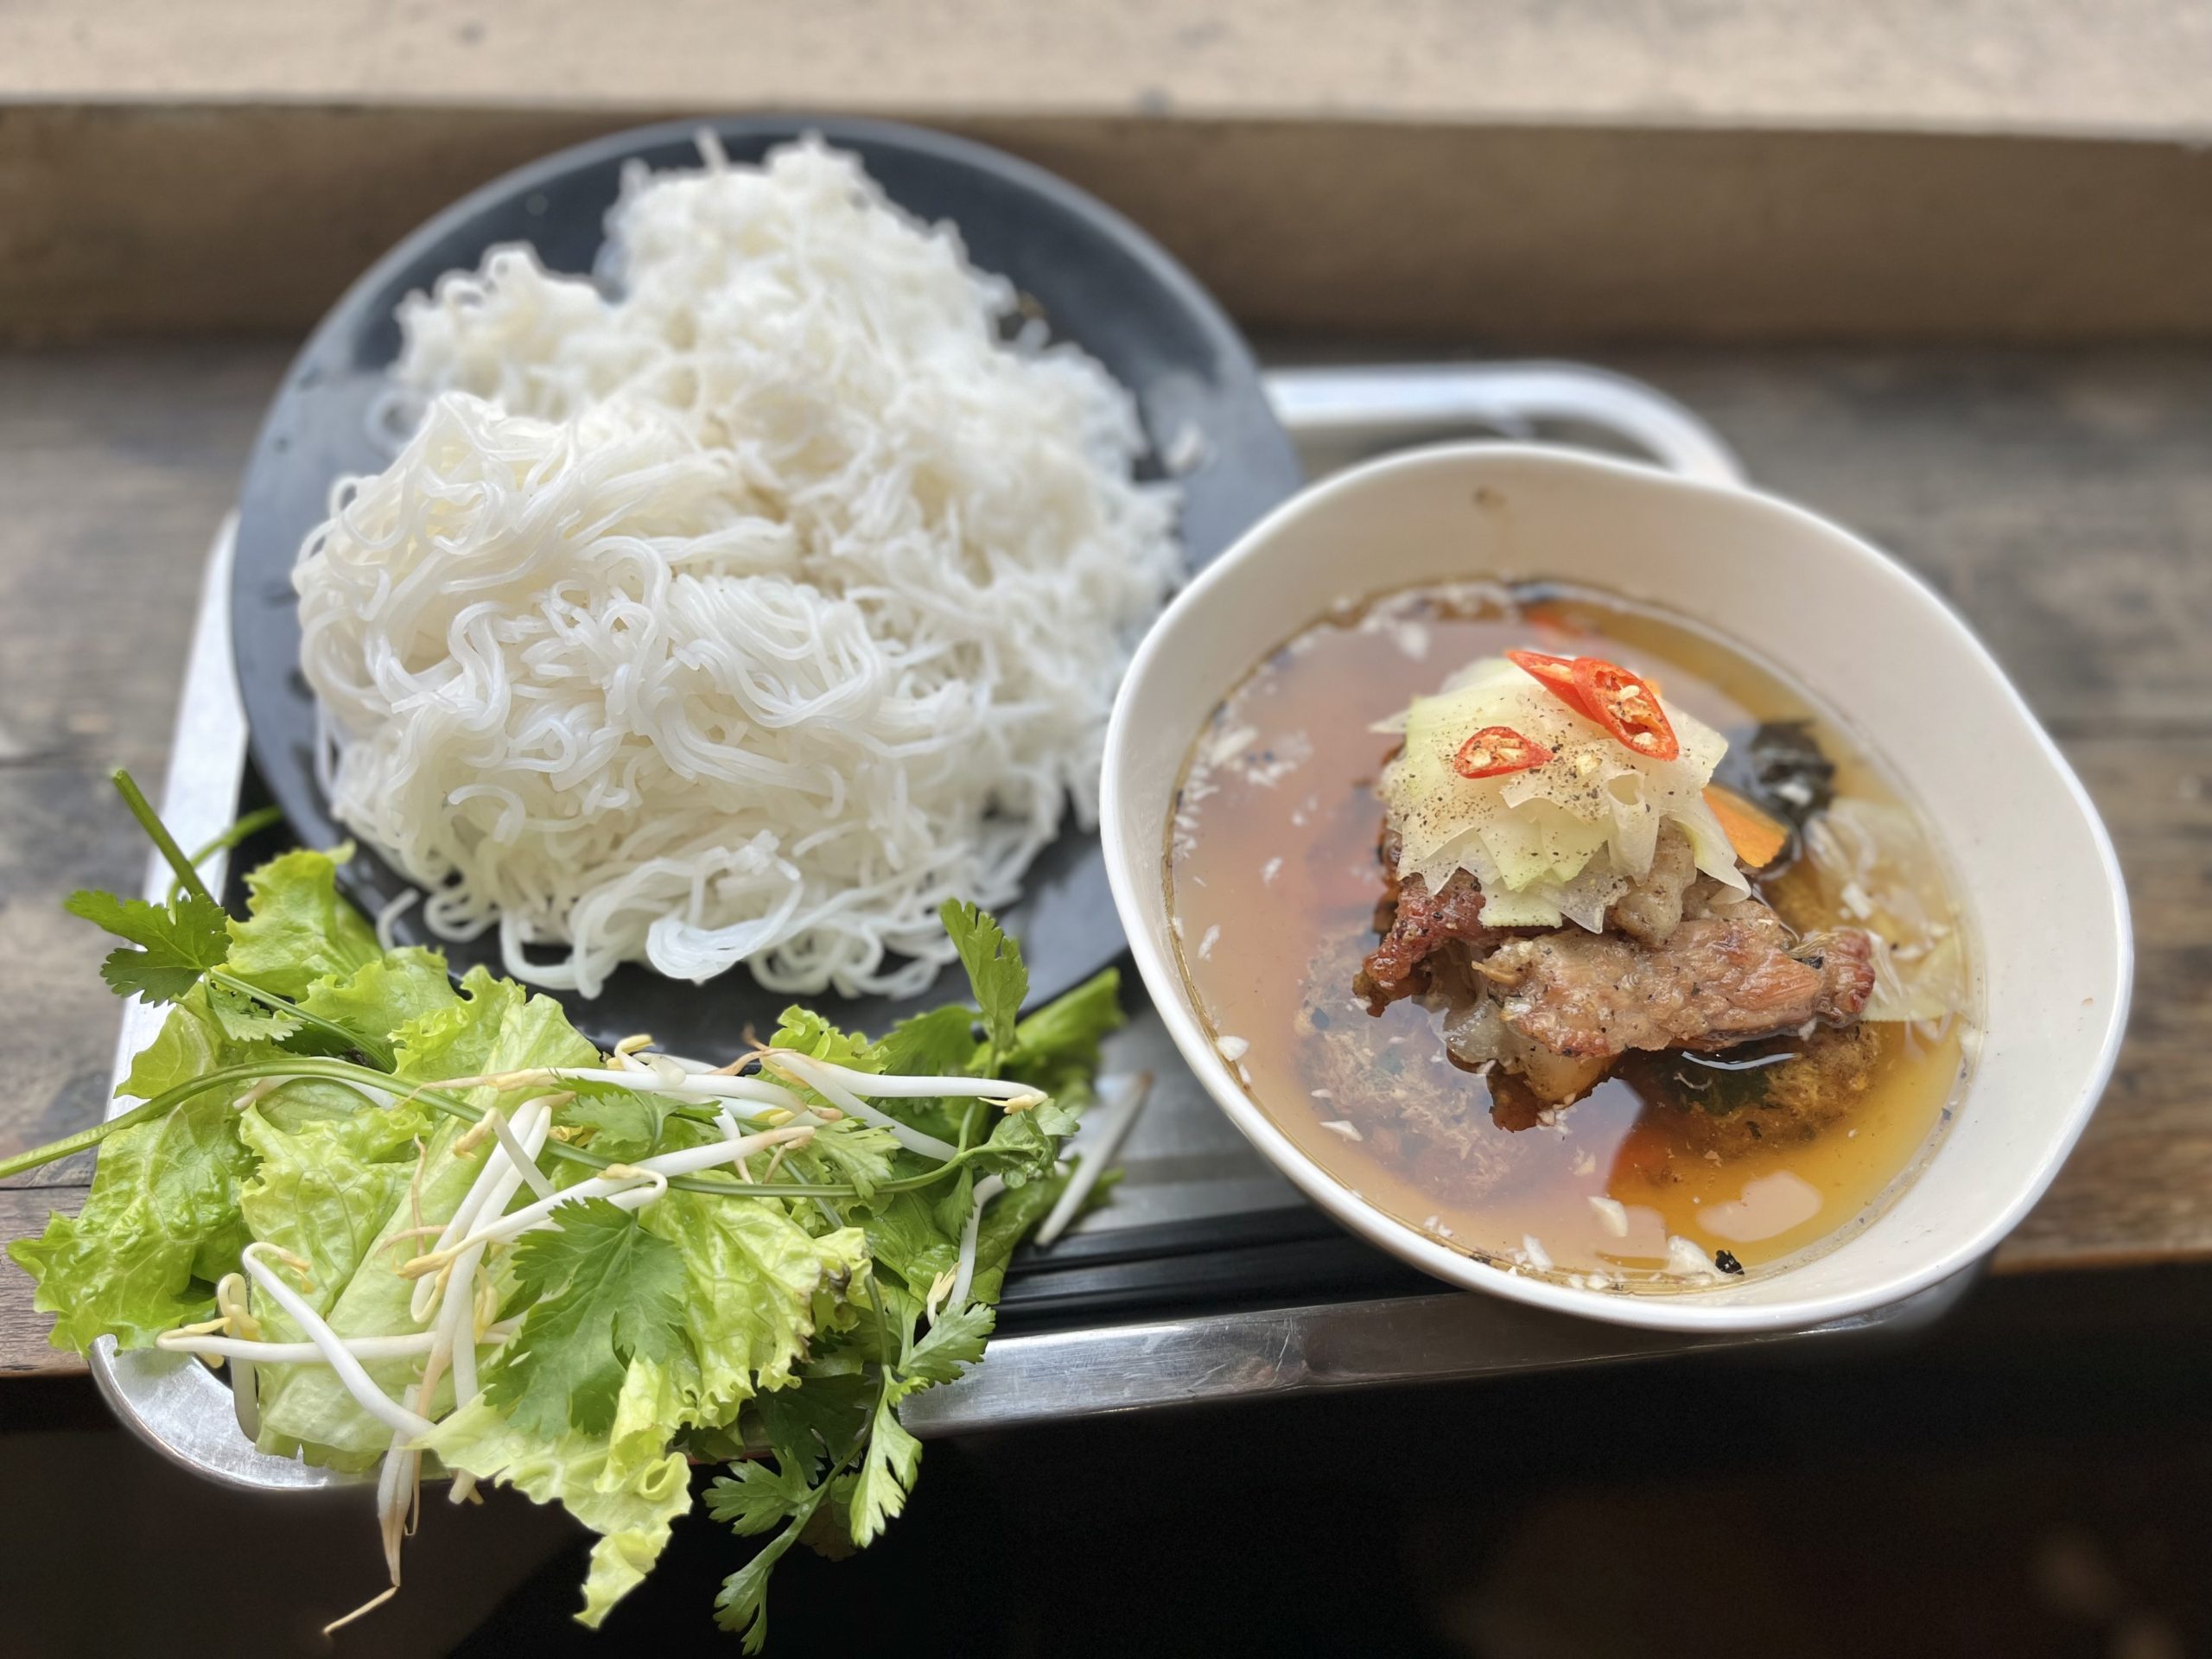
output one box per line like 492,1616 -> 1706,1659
295,137 -> 1180,997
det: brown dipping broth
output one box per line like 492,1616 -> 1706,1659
1165,581 -> 1972,1293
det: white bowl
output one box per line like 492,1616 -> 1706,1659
1101,443 -> 2132,1332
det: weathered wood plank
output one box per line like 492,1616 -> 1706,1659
0,345 -> 289,1184
9,109 -> 2212,346
12,0 -> 2212,133
0,1188 -> 85,1376
1618,346 -> 2212,735
1997,733 -> 2212,1269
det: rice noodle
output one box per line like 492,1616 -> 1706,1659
296,137 -> 1180,996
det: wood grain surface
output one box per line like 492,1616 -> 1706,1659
10,0 -> 2212,135
10,108 -> 2212,346
1,340 -> 2205,1376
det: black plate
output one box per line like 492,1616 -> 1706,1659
231,115 -> 1301,1056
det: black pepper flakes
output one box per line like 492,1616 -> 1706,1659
1714,1249 -> 1745,1276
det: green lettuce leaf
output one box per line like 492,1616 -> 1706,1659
251,1113 -> 486,1469
6,1084 -> 255,1350
234,1095 -> 433,1338
643,1188 -> 872,1433
297,946 -> 459,1050
256,967 -> 598,1466
487,1200 -> 688,1438
223,846 -> 380,999
393,964 -> 595,1089
423,1396 -> 694,1629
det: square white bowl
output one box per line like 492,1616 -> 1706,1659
1102,443 -> 2131,1332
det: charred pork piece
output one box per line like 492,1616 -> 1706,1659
1356,868 -> 1510,1011
1480,902 -> 1877,1060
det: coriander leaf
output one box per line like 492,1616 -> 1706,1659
968,1168 -> 1069,1306
752,1378 -> 874,1480
902,1301 -> 994,1389
5,1085 -> 255,1351
861,1192 -> 961,1299
206,979 -> 303,1044
938,900 -> 1026,1060
931,1166 -> 975,1244
706,1457 -> 819,1537
797,1474 -> 861,1560
423,1398 -> 693,1630
1006,967 -> 1123,1099
560,1081 -> 674,1163
489,1200 -> 688,1438
779,1115 -> 900,1202
715,1532 -> 789,1651
222,846 -> 380,1000
771,1007 -> 878,1071
847,1385 -> 922,1548
861,1003 -> 983,1147
966,1103 -> 1058,1188
872,1004 -> 981,1080
64,888 -> 230,1005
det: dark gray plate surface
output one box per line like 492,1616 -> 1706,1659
231,115 -> 1301,1055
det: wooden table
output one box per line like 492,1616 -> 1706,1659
2,339 -> 2206,1376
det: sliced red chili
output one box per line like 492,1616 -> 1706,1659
1453,725 -> 1555,779
1505,649 -> 1599,720
1570,656 -> 1681,762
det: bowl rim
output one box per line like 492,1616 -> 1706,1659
1101,439 -> 2134,1332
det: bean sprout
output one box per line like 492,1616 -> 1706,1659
760,1053 -> 961,1160
155,1323 -> 521,1364
944,1175 -> 1007,1313
240,1244 -> 435,1440
1034,1073 -> 1152,1249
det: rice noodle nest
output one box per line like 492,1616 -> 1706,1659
295,137 -> 1181,997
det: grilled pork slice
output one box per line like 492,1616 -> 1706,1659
1482,899 -> 1877,1060
1360,824 -> 1705,1009
1356,867 -> 1509,1010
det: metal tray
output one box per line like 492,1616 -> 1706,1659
92,361 -> 1974,1489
